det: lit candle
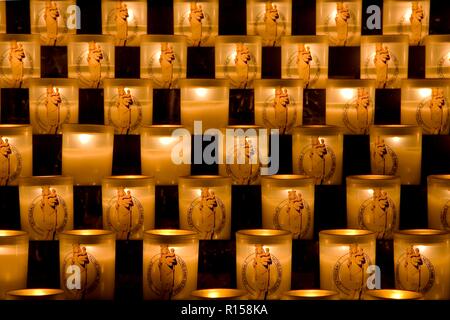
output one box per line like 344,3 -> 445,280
0,231 -> 29,300
143,229 -> 199,300
254,79 -> 303,134
261,175 -> 315,240
281,35 -> 328,88
18,176 -> 74,241
67,35 -> 115,88
0,34 -> 40,88
246,0 -> 292,47
179,79 -> 229,133
178,176 -> 232,240
140,125 -> 191,185
316,0 -> 362,46
7,288 -> 65,300
365,289 -> 422,300
325,80 -> 376,134
369,125 -> 422,185
140,35 -> 187,89
62,124 -> 114,186
319,229 -> 376,300
401,80 -> 450,135
281,289 -> 338,300
103,79 -> 153,134
292,125 -> 343,185
428,175 -> 450,231
0,125 -> 33,186
346,175 -> 401,240
28,78 -> 79,134
101,0 -> 147,46
425,35 -> 450,79
218,125 -> 269,185
215,36 -> 262,89
102,175 -> 155,240
236,229 -> 292,300
173,0 -> 218,47
191,288 -> 248,300
59,230 -> 116,300
394,229 -> 450,300
360,35 -> 408,88
0,2 -> 5,34
383,0 -> 430,46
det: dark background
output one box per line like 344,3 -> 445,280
0,0 -> 449,300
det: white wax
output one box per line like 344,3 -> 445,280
0,244 -> 28,299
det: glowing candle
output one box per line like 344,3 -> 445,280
281,289 -> 338,300
143,229 -> 199,300
179,79 -> 229,133
325,80 -> 376,134
369,125 -> 422,185
140,125 -> 191,185
0,231 -> 29,300
394,229 -> 450,299
428,175 -> 450,231
18,176 -> 74,241
346,175 -> 401,240
261,175 -> 315,240
319,229 -> 376,300
59,230 -> 115,300
7,288 -> 65,300
365,289 -> 422,300
191,288 -> 248,300
62,124 -> 114,186
236,229 -> 292,300
425,35 -> 450,79
292,125 -> 343,185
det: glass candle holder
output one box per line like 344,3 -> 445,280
143,229 -> 199,300
102,175 -> 155,240
428,175 -> 450,231
360,35 -> 409,88
254,79 -> 303,134
0,125 -> 33,186
178,176 -> 232,240
0,34 -> 40,88
67,35 -> 115,88
316,0 -> 362,46
140,35 -> 187,89
28,78 -> 79,134
401,79 -> 450,135
102,0 -> 147,46
62,124 -> 114,186
365,289 -> 422,300
59,230 -> 116,300
236,229 -> 292,300
394,229 -> 450,299
346,175 -> 401,240
246,0 -> 292,47
215,36 -> 262,89
140,125 -> 191,185
425,35 -> 450,79
173,0 -> 218,47
319,229 -> 376,300
369,125 -> 422,185
383,0 -> 430,46
281,289 -> 338,300
0,231 -> 29,300
281,35 -> 328,88
292,125 -> 343,185
179,79 -> 229,133
18,176 -> 74,241
7,288 -> 65,300
191,288 -> 248,300
0,2 -> 5,34
261,175 -> 315,240
325,80 -> 376,134
218,125 -> 269,185
103,79 -> 153,135
30,0 -> 76,45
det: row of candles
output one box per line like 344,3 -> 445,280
0,228 -> 449,300
20,78 -> 450,136
4,32 -> 450,90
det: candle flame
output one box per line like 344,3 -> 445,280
340,88 -> 354,100
403,8 -> 412,21
418,88 -> 431,98
159,137 -> 175,145
195,88 -> 208,98
392,137 -> 401,143
78,134 -> 91,145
